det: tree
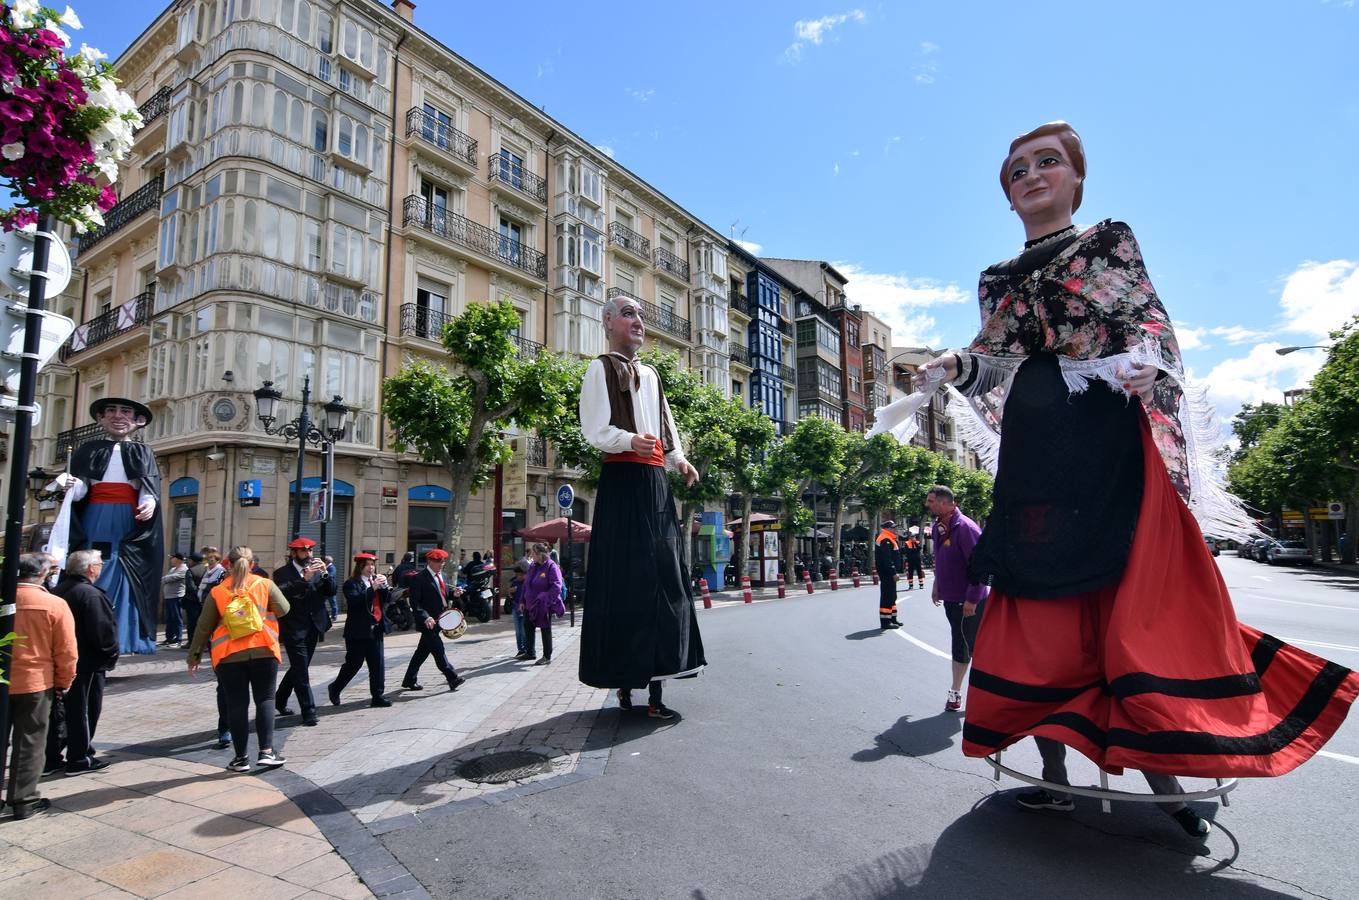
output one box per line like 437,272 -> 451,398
383,301 -> 578,561
767,417 -> 847,578
823,432 -> 896,567
726,404 -> 777,579
859,443 -> 939,573
1230,402 -> 1286,464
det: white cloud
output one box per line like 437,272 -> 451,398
784,9 -> 866,61
1278,259 -> 1359,338
835,262 -> 972,348
1199,343 -> 1325,422
594,144 -> 614,158
1176,325 -> 1207,351
832,162 -> 840,177
914,65 -> 937,85
920,40 -> 939,53
536,59 -> 554,79
736,239 -> 763,256
883,135 -> 901,157
628,88 -> 655,102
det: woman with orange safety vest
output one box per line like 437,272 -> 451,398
186,546 -> 290,773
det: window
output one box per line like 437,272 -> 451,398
316,11 -> 332,53
420,180 -> 448,231
422,103 -> 452,148
497,147 -> 525,188
847,320 -> 859,348
499,219 -> 522,263
337,116 -> 352,156
848,365 -> 861,395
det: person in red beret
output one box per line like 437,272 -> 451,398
329,552 -> 392,707
401,549 -> 466,692
271,537 -> 336,726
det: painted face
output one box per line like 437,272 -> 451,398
96,404 -> 143,439
605,299 -> 646,355
1005,136 -> 1081,221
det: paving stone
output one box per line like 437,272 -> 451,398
36,822 -> 163,876
154,864 -> 309,900
0,862 -> 109,899
278,849 -> 357,887
90,793 -> 209,835
0,842 -> 50,880
145,809 -> 268,852
205,826 -> 333,876
92,845 -> 229,896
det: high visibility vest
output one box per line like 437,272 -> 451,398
876,529 -> 899,550
209,575 -> 281,668
903,538 -> 920,551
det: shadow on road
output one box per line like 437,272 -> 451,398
852,712 -> 962,761
845,629 -> 889,641
794,794 -> 1290,899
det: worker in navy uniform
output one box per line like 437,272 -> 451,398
401,548 -> 467,692
875,520 -> 901,630
329,552 -> 393,708
47,398 -> 163,655
272,537 -> 336,725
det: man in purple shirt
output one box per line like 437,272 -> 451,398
927,485 -> 988,712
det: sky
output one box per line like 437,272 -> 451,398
80,0 -> 1359,427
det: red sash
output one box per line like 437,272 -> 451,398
90,483 -> 137,505
604,441 -> 665,468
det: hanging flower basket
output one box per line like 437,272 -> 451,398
0,1 -> 140,233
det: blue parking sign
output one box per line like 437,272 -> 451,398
238,479 -> 261,507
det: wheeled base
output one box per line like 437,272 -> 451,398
985,750 -> 1238,814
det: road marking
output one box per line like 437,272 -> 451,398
1277,636 -> 1359,654
1250,575 -> 1272,582
1318,750 -> 1359,766
893,627 -> 953,661
1244,595 -> 1359,613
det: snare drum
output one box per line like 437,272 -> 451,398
437,608 -> 467,639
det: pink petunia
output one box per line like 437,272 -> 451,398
30,29 -> 65,50
98,184 -> 118,211
0,99 -> 34,122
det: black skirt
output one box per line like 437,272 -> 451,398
579,462 -> 706,689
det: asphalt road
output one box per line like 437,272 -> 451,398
383,556 -> 1359,900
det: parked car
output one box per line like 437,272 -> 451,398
1268,540 -> 1312,566
1250,538 -> 1273,561
1236,541 -> 1254,559
1204,537 -> 1220,557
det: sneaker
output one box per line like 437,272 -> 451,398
945,690 -> 962,712
617,689 -> 634,711
226,756 -> 251,773
63,758 -> 109,777
514,651 -> 533,661
328,683 -> 342,706
1016,789 -> 1074,812
1173,808 -> 1212,838
256,750 -> 286,768
214,735 -> 231,750
648,704 -> 676,720
533,657 -> 551,666
11,798 -> 51,820
42,760 -> 64,776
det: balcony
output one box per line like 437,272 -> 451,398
607,287 -> 690,342
488,156 -> 548,205
527,435 -> 548,468
654,247 -> 689,283
405,108 -> 478,170
403,195 -> 547,281
608,222 -> 650,262
76,174 -> 162,255
60,289 -> 153,361
135,86 -> 170,132
729,344 -> 750,367
728,291 -> 754,317
56,423 -> 143,464
399,303 -> 453,342
512,334 -> 544,359
779,364 -> 797,382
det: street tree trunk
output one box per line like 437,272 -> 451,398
830,497 -> 845,575
1345,477 -> 1358,565
866,509 -> 881,575
740,492 -> 754,580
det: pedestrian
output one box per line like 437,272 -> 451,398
329,553 -> 393,708
925,487 -> 988,712
510,557 -> 530,660
902,528 -> 925,591
272,537 -> 336,726
401,548 -> 467,692
181,553 -> 206,638
578,292 -> 705,719
391,551 -> 418,589
521,543 -> 566,665
323,556 -> 339,618
186,546 -> 289,772
45,398 -> 163,654
909,120 -> 1359,837
460,550 -> 483,583
161,553 -> 190,648
6,554 -> 77,819
48,550 -> 119,776
874,521 -> 901,630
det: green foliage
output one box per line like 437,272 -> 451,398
0,631 -> 18,686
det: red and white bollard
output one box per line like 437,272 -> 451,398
777,574 -> 787,599
830,569 -> 839,591
805,571 -> 815,594
699,577 -> 712,610
852,568 -> 861,588
741,574 -> 753,604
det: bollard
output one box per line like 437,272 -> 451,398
872,570 -> 879,585
778,573 -> 787,599
852,568 -> 861,588
699,577 -> 712,610
805,571 -> 814,594
830,570 -> 839,591
741,574 -> 753,604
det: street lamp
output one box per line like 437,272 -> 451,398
253,374 -> 350,541
27,467 -> 64,504
1275,344 -> 1332,356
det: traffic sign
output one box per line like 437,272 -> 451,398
557,483 -> 574,510
238,479 -> 261,507
0,226 -> 72,298
1328,502 -> 1345,521
308,488 -> 328,523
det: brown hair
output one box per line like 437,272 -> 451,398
350,558 -> 373,579
531,542 -> 551,557
226,546 -> 254,589
1000,121 -> 1086,213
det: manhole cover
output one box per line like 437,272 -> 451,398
455,750 -> 552,784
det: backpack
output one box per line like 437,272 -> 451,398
223,587 -> 265,639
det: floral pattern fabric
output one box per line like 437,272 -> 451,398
968,220 -> 1191,499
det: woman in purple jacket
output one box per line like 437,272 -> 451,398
522,543 -> 566,665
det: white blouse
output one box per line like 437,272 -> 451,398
579,357 -> 688,471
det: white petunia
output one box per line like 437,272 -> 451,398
2,142 -> 25,161
49,25 -> 72,48
78,43 -> 105,63
61,5 -> 83,29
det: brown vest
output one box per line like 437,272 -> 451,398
597,354 -> 676,454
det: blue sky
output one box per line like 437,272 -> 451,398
83,0 -> 1359,423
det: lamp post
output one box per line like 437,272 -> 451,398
1275,345 -> 1332,356
253,375 -> 350,542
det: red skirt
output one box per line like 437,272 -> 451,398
962,413 -> 1359,777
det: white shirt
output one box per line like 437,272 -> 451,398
579,356 -> 688,471
64,442 -> 157,512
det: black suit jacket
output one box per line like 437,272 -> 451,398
342,577 -> 393,641
54,575 -> 119,672
408,568 -> 458,630
272,561 -> 336,635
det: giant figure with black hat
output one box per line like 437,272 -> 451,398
578,293 -> 705,719
46,398 -> 163,655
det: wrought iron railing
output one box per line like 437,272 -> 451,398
527,435 -> 548,467
654,247 -> 689,281
405,108 -> 478,167
61,289 -> 153,361
136,86 -> 171,130
729,344 -> 750,366
608,222 -> 650,260
402,195 -> 547,279
399,303 -> 453,341
512,334 -> 544,359
728,291 -> 754,316
489,155 -> 547,203
606,287 -> 689,342
56,423 -> 143,464
76,174 -> 162,254
779,364 -> 797,382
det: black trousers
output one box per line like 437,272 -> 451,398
404,627 -> 457,686
944,600 -> 983,664
63,667 -> 106,766
218,657 -> 278,759
879,576 -> 898,624
275,628 -> 319,713
524,622 -> 553,660
8,689 -> 51,806
333,635 -> 385,699
1036,736 -> 1187,815
905,556 -> 924,580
